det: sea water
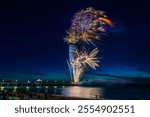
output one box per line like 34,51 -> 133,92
1,85 -> 150,99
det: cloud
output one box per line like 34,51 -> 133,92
84,72 -> 150,84
85,72 -> 131,79
137,67 -> 150,74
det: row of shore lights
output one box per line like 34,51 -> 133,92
0,79 -> 67,91
1,80 -> 67,83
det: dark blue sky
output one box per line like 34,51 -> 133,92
0,0 -> 150,81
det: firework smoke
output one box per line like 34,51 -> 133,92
64,7 -> 112,84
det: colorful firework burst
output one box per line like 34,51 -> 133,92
65,7 -> 112,45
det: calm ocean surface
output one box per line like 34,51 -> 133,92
1,85 -> 150,99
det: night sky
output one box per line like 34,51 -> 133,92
0,0 -> 150,81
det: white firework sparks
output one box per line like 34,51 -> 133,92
69,48 -> 99,83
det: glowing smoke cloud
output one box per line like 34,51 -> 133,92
64,7 -> 112,83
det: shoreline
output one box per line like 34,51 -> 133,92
0,90 -> 101,100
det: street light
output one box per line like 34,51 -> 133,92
15,80 -> 18,87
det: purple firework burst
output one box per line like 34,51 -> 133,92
71,12 -> 94,33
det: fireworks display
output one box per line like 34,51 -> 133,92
69,48 -> 99,83
64,7 -> 112,84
